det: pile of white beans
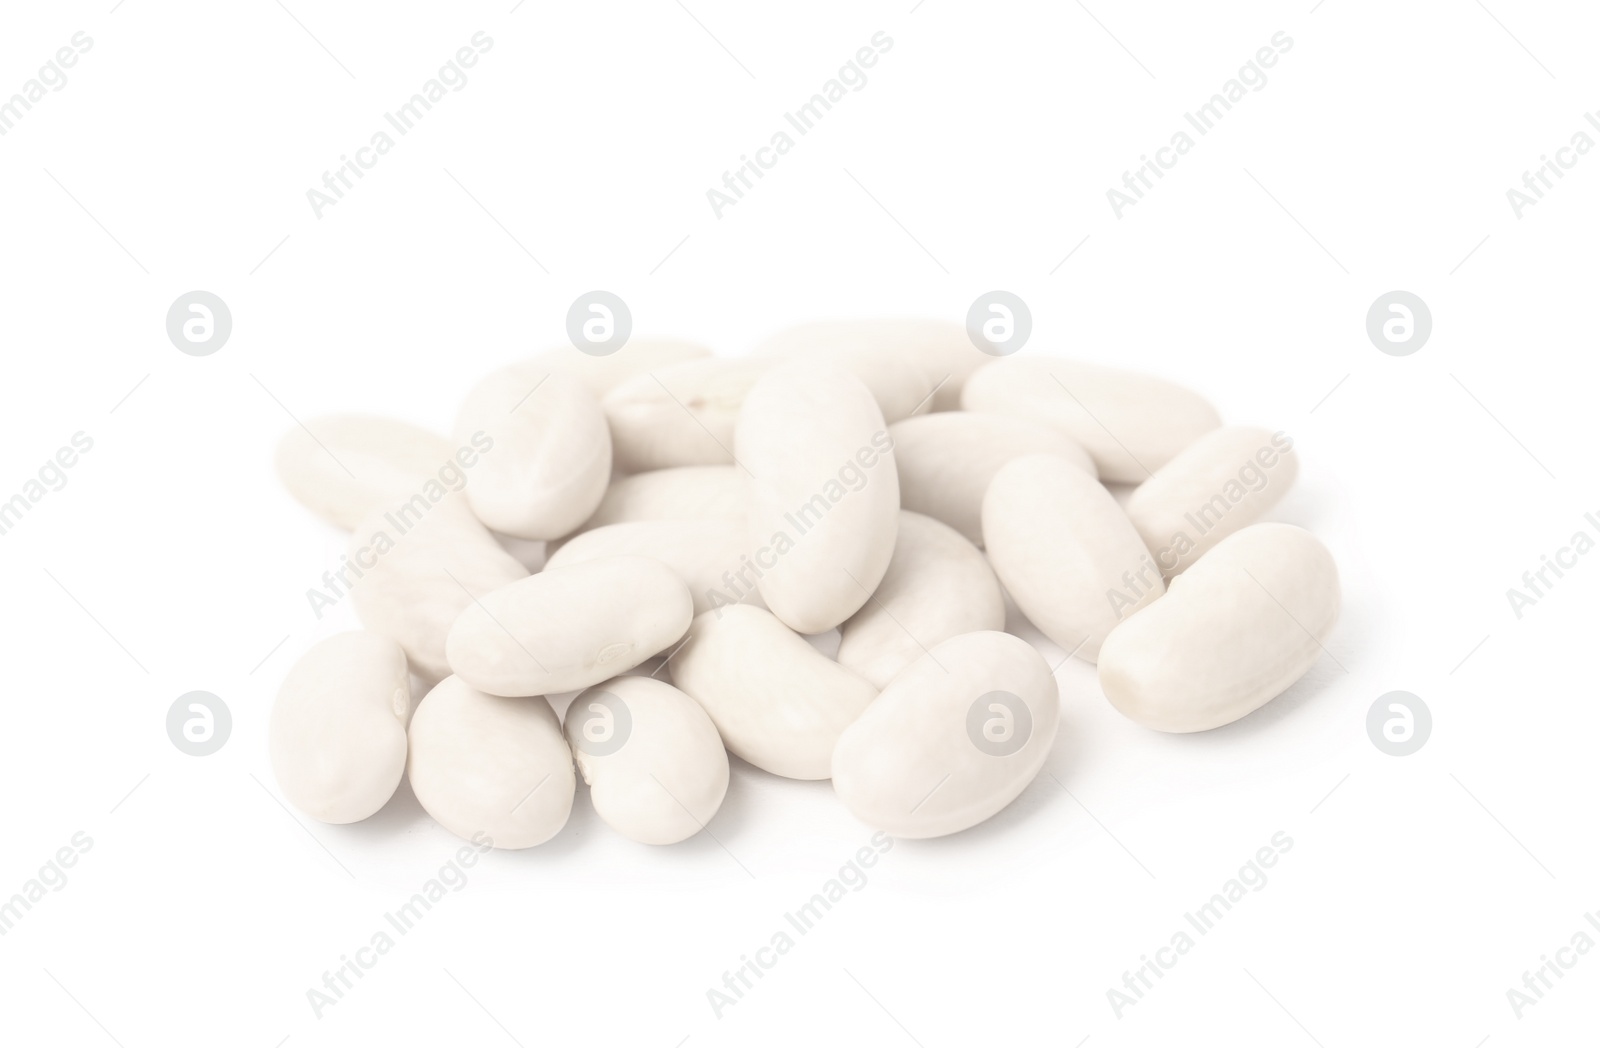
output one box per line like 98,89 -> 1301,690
269,320 -> 1339,847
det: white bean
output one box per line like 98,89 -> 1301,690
832,631 -> 1060,838
604,357 -> 770,472
446,554 -> 692,696
545,518 -> 764,615
269,632 -> 410,824
454,363 -> 612,539
349,498 -> 529,681
983,454 -> 1162,662
890,411 -> 1096,546
575,465 -> 747,533
671,605 -> 877,780
961,358 -> 1221,483
275,415 -> 457,531
755,319 -> 982,412
1125,426 -> 1298,577
737,361 -> 900,634
564,676 -> 729,845
408,677 -> 575,848
837,511 -> 1005,688
1098,522 -> 1339,732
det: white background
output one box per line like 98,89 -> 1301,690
1,0 -> 1595,1045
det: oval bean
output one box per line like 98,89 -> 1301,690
446,554 -> 693,696
1098,522 -> 1340,732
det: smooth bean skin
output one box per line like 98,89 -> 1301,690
275,415 -> 457,531
529,340 -> 712,397
545,518 -> 764,615
737,361 -> 900,634
564,676 -> 729,845
446,555 -> 693,697
890,411 -> 1096,546
832,631 -> 1060,839
837,511 -> 1005,688
961,358 -> 1221,483
407,677 -> 576,848
269,632 -> 410,824
575,465 -> 747,533
754,318 -> 982,412
349,498 -> 529,681
454,363 -> 612,539
983,454 -> 1162,663
1098,523 -> 1340,732
1125,426 -> 1299,578
671,606 -> 877,780
604,357 -> 769,472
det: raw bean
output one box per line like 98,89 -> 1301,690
575,465 -> 747,533
983,454 -> 1162,662
754,321 -> 947,420
832,631 -> 1060,838
890,411 -> 1096,546
349,498 -> 529,681
1125,426 -> 1298,577
529,340 -> 711,397
737,361 -> 900,634
269,632 -> 410,824
564,676 -> 729,845
606,351 -> 943,473
837,511 -> 1005,688
755,319 -> 983,412
671,605 -> 877,780
961,358 -> 1221,483
545,518 -> 764,615
604,357 -> 770,472
454,363 -> 611,539
275,415 -> 457,530
446,554 -> 693,696
1098,522 -> 1340,732
408,676 -> 576,848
